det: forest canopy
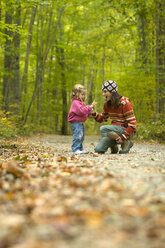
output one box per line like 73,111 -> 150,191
0,0 -> 164,141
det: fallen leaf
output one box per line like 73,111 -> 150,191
6,160 -> 26,177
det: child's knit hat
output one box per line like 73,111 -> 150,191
102,80 -> 118,93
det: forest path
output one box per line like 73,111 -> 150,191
0,135 -> 165,248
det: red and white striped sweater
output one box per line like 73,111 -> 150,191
93,96 -> 136,140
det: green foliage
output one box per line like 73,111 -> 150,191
0,111 -> 19,138
21,123 -> 47,136
0,0 -> 164,140
137,121 -> 165,143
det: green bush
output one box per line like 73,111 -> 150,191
0,111 -> 19,138
137,120 -> 165,143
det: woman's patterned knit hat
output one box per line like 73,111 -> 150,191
102,80 -> 118,93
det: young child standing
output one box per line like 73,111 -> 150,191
68,84 -> 97,154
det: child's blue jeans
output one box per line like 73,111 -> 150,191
70,122 -> 85,152
95,125 -> 125,153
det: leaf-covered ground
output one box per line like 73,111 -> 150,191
0,135 -> 165,248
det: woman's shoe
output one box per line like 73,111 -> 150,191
111,144 -> 119,154
119,140 -> 133,154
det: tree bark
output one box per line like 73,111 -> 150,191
0,1 -> 1,27
12,1 -> 21,114
55,27 -> 68,135
2,7 -> 13,112
102,46 -> 106,83
156,0 -> 165,118
21,6 -> 37,95
87,55 -> 97,105
136,6 -> 147,66
37,9 -> 53,124
21,6 -> 37,120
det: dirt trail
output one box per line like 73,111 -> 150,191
0,135 -> 165,248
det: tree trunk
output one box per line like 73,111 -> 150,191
156,0 -> 165,118
23,5 -> 65,125
12,1 -> 21,114
61,81 -> 68,135
56,30 -> 68,135
2,8 -> 13,112
37,5 -> 65,125
140,15 -> 147,65
37,9 -> 53,124
21,6 -> 37,120
87,55 -> 97,104
0,1 -> 1,27
102,46 -> 105,83
136,6 -> 147,66
21,6 -> 37,95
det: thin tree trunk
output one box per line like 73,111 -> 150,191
3,8 -> 13,112
136,7 -> 147,66
38,5 -> 65,124
141,16 -> 147,65
0,1 -> 1,28
12,1 -> 21,114
23,75 -> 39,125
87,54 -> 97,104
36,8 -> 44,124
55,28 -> 68,135
102,46 -> 105,83
156,3 -> 160,116
23,5 -> 65,125
37,5 -> 65,124
21,6 -> 37,120
21,6 -> 37,95
61,74 -> 68,135
22,8 -> 28,28
37,9 -> 53,124
156,0 -> 165,118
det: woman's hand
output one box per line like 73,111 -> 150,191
107,133 -> 124,144
115,136 -> 124,144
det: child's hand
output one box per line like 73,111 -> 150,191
91,100 -> 97,108
91,109 -> 96,114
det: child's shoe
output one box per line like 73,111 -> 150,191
74,150 -> 82,154
74,150 -> 89,154
81,150 -> 89,154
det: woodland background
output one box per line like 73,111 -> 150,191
0,0 -> 165,141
